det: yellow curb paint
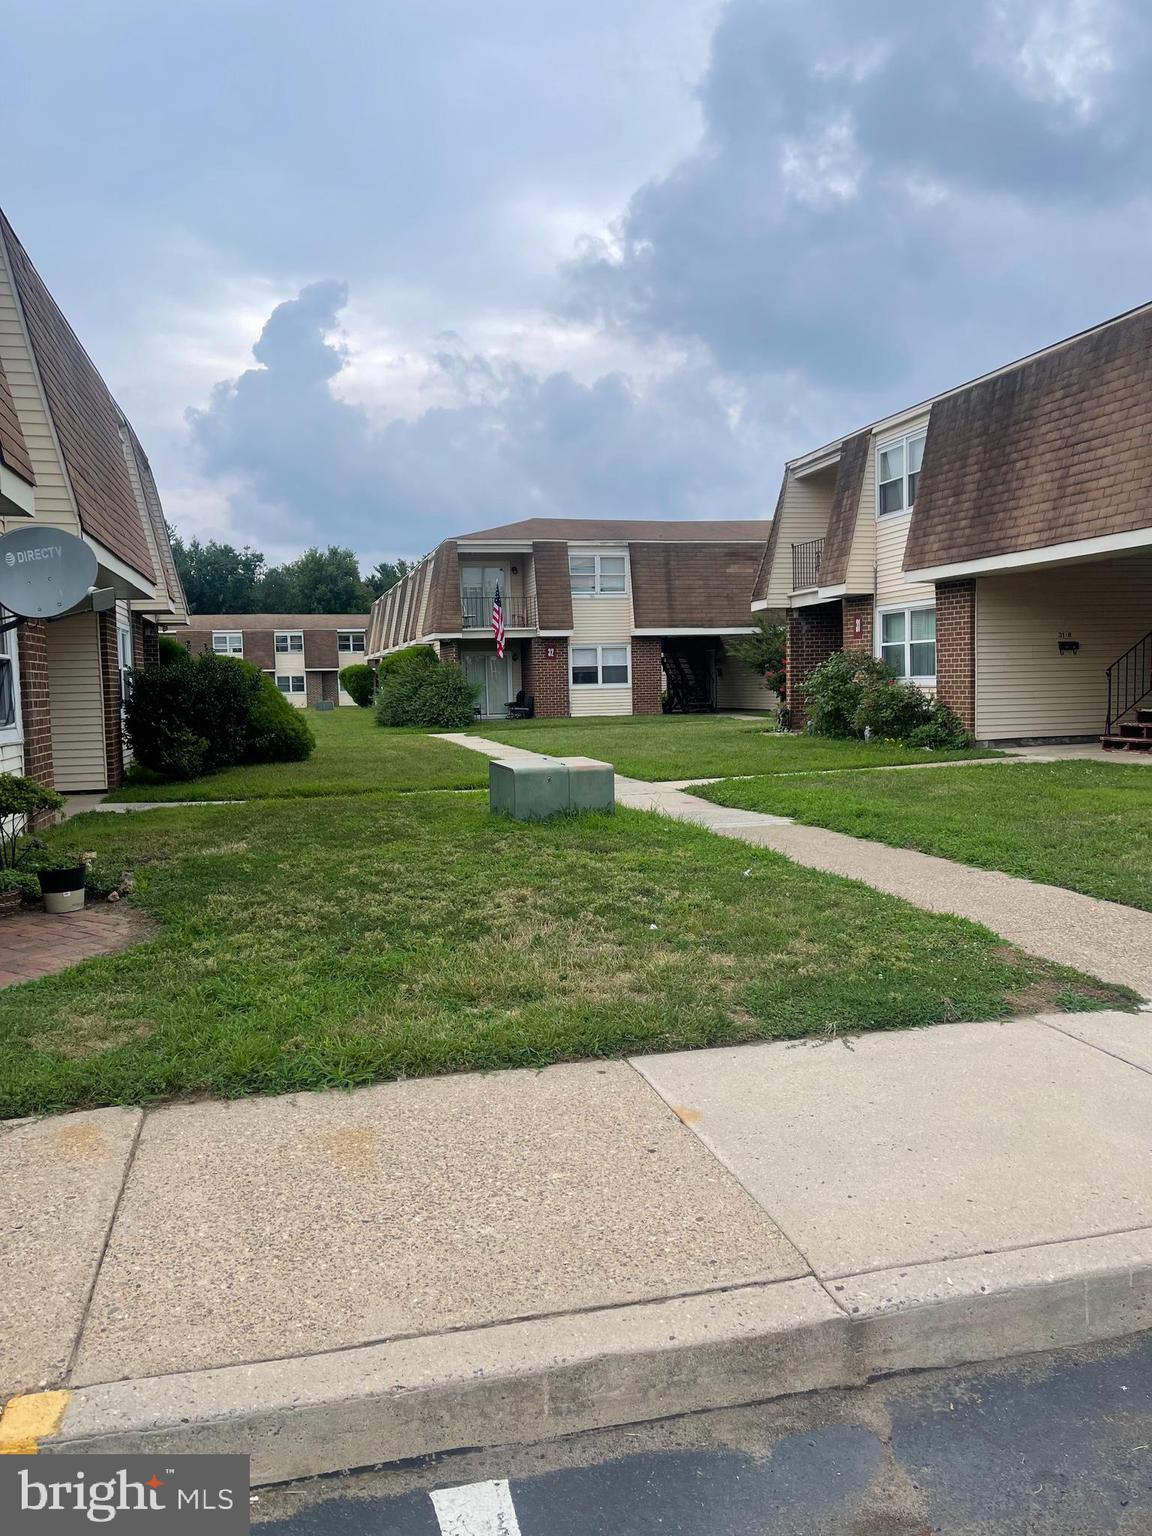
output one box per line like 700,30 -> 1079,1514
0,1391 -> 70,1454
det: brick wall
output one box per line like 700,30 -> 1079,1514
631,637 -> 663,714
786,601 -> 843,730
438,640 -> 460,665
305,671 -> 325,707
140,618 -> 160,668
98,610 -> 124,789
522,638 -> 569,717
935,579 -> 976,734
16,619 -> 53,789
842,596 -> 874,655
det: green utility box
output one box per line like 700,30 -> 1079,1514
489,756 -> 614,820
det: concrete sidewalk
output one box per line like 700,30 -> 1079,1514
441,734 -> 1152,996
3,1012 -> 1151,1482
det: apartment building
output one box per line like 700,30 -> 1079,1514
176,614 -> 370,707
0,207 -> 187,793
754,304 -> 1152,745
366,517 -> 774,717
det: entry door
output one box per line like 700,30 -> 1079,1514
463,652 -> 510,716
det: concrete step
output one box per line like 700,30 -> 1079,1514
1100,734 -> 1152,751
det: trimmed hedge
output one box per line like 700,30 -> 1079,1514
339,663 -> 374,707
124,651 -> 314,781
375,657 -> 478,729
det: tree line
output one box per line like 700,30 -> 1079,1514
171,535 -> 415,615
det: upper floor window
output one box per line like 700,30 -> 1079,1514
212,631 -> 243,655
337,630 -> 366,653
879,604 -> 936,683
570,552 -> 627,596
275,631 -> 304,654
876,430 -> 926,518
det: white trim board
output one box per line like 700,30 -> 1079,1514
906,525 -> 1152,583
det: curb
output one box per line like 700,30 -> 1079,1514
15,1229 -> 1152,1486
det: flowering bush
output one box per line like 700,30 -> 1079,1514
802,649 -> 969,747
800,650 -> 887,737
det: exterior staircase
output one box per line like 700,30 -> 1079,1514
1101,705 -> 1152,752
663,647 -> 714,713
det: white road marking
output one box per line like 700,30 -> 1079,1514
430,1479 -> 523,1536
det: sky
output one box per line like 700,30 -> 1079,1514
4,0 -> 1151,566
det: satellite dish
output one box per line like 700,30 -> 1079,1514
0,527 -> 98,619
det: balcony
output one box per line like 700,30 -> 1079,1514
461,588 -> 537,630
791,538 -> 823,592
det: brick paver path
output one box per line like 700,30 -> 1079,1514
0,905 -> 152,988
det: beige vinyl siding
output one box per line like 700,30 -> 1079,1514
569,547 -> 632,714
715,655 -> 776,711
0,238 -> 79,540
844,447 -> 877,594
975,553 -> 1152,740
873,414 -> 934,607
765,467 -> 836,606
45,610 -> 106,790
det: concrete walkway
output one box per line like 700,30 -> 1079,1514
3,1013 -> 1151,1482
439,734 -> 1152,997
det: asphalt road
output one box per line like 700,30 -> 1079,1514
254,1331 -> 1152,1535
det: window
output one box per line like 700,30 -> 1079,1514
275,674 -> 306,694
212,631 -> 243,655
879,606 -> 936,682
337,631 -> 366,653
876,430 -> 926,517
0,621 -> 19,733
570,644 -> 631,687
117,624 -> 133,709
569,552 -> 627,596
275,631 -> 304,654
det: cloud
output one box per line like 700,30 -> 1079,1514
568,0 -> 1152,398
187,282 -> 787,561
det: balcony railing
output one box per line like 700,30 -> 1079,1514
461,589 -> 537,630
791,538 -> 824,591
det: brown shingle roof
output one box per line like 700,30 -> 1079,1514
630,542 -> 765,628
0,209 -> 153,579
185,614 -> 370,629
0,351 -> 34,485
457,517 -> 771,543
123,421 -> 187,619
906,305 -> 1152,571
816,431 -> 871,586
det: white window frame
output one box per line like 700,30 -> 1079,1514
117,623 -> 133,712
337,630 -> 366,653
0,619 -> 22,741
212,631 -> 244,656
876,602 -> 937,685
569,551 -> 629,597
275,673 -> 306,694
875,429 -> 927,519
570,643 -> 631,688
274,630 -> 305,655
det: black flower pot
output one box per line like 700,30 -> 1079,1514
37,864 -> 87,914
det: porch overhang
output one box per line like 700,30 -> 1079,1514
906,526 -> 1152,584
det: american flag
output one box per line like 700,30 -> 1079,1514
491,583 -> 505,658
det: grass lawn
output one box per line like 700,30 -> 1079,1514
1,792 -> 1132,1118
108,708 -> 488,802
693,761 -> 1152,911
467,714 -> 999,781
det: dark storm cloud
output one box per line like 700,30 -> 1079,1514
569,0 -> 1152,389
188,282 -> 778,558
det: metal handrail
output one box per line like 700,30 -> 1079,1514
461,589 -> 537,629
1105,629 -> 1152,734
791,538 -> 823,591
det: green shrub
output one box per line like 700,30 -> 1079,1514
376,660 -> 478,728
377,644 -> 439,680
339,662 -> 374,707
727,617 -> 786,699
244,672 -> 315,763
124,652 -> 314,782
158,634 -> 190,666
800,650 -> 886,738
0,774 -> 64,868
18,843 -> 127,899
801,648 -> 971,748
0,868 -> 40,904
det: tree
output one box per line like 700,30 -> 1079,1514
728,617 -> 786,699
366,558 -> 414,597
262,546 -> 372,613
172,536 -> 264,614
